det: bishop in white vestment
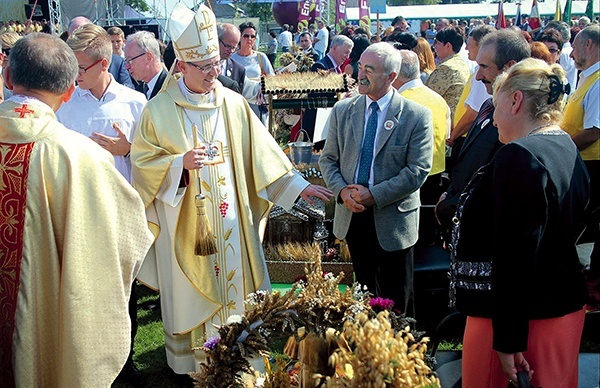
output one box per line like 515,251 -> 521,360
130,4 -> 331,374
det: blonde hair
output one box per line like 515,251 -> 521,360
413,37 -> 435,74
493,58 -> 567,124
1,32 -> 21,49
66,24 -> 112,62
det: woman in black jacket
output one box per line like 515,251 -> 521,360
450,58 -> 589,387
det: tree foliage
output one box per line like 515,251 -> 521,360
125,0 -> 150,13
240,3 -> 273,23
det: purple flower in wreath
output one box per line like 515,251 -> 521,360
369,297 -> 395,312
202,335 -> 220,351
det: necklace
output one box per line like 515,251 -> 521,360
526,123 -> 554,137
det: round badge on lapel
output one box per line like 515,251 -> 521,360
481,119 -> 490,128
384,120 -> 394,130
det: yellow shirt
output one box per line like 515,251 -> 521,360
453,73 -> 473,127
399,80 -> 451,175
561,69 -> 600,161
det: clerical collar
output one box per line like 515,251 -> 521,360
178,76 -> 214,105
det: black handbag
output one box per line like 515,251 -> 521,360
507,371 -> 533,388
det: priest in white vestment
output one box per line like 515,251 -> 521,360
131,4 -> 332,376
0,33 -> 154,387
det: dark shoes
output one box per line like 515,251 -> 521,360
116,360 -> 145,387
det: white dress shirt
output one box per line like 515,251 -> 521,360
354,88 -> 394,186
56,75 -> 147,182
578,61 -> 600,130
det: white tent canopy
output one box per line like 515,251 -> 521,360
346,1 -> 599,23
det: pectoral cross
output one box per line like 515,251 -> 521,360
206,144 -> 219,160
13,104 -> 34,118
203,141 -> 224,165
198,9 -> 214,39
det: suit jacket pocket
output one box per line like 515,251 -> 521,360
396,194 -> 420,213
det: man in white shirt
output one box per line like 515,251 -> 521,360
278,24 -> 293,53
56,23 -> 147,385
57,24 -> 146,183
313,19 -> 329,60
124,30 -> 167,100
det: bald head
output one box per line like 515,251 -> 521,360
217,23 -> 240,60
398,50 -> 420,81
68,16 -> 92,36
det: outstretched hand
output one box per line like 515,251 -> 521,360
91,122 -> 130,156
300,184 -> 333,205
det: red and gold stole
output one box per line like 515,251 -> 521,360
0,142 -> 35,387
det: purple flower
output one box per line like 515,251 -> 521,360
203,335 -> 220,350
369,297 -> 395,311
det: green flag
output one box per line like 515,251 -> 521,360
585,0 -> 594,19
563,0 -> 572,23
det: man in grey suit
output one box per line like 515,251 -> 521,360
320,42 -> 434,315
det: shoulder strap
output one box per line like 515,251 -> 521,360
256,52 -> 266,76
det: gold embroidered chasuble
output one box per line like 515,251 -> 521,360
131,77 -> 307,372
0,96 -> 153,387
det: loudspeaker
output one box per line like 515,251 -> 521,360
24,5 -> 43,20
26,0 -> 49,21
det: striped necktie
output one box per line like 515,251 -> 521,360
475,99 -> 494,128
357,102 -> 379,186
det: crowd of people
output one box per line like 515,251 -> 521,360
0,6 -> 598,388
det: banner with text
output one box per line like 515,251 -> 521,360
298,0 -> 312,32
359,0 -> 370,32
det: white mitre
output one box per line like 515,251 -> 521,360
168,3 -> 219,62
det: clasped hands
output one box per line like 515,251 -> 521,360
341,184 -> 374,213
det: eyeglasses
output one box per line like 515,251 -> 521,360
186,60 -> 221,74
78,58 -> 103,74
242,34 -> 256,40
547,48 -> 560,53
219,39 -> 237,51
124,52 -> 145,65
1,48 -> 10,56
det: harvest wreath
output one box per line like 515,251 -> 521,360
190,258 -> 440,387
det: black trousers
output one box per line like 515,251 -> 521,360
345,207 -> 415,316
127,282 -> 138,363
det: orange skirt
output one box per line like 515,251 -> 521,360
462,308 -> 585,388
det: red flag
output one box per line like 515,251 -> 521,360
529,0 -> 541,30
496,0 -> 507,29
